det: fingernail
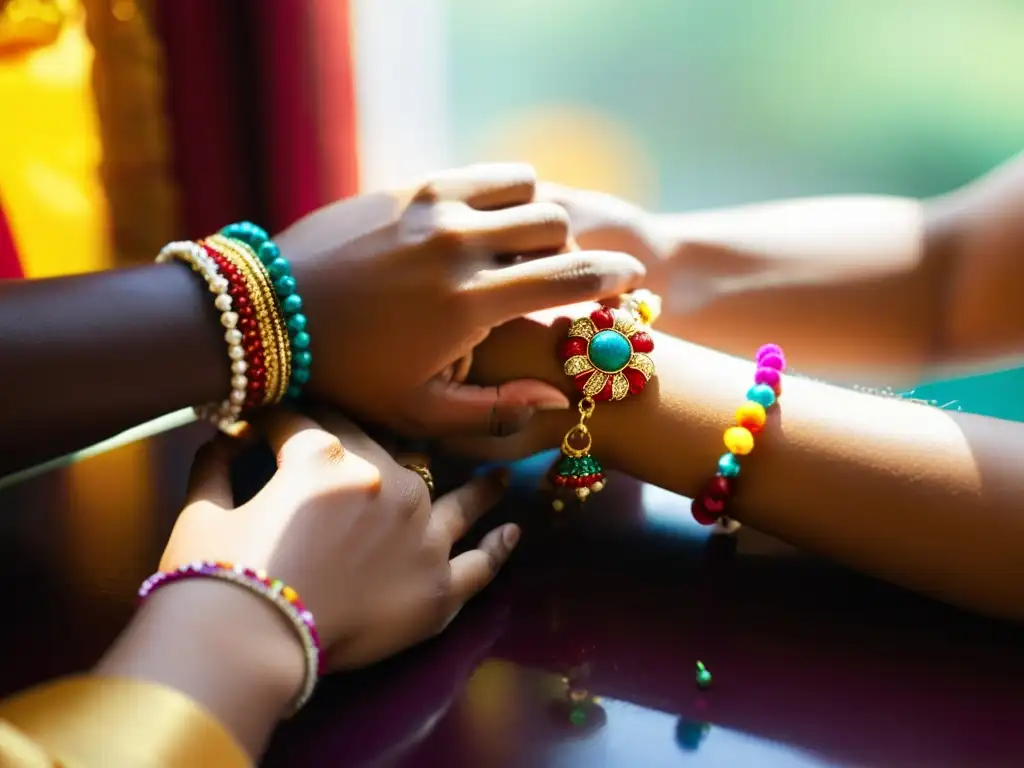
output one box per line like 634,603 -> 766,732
503,525 -> 521,548
529,392 -> 571,411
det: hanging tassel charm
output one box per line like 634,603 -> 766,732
551,397 -> 606,510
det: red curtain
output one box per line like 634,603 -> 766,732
0,198 -> 23,279
155,0 -> 359,237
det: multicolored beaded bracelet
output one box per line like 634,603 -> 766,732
220,222 -> 311,400
156,241 -> 250,427
690,343 -> 786,526
138,561 -> 323,714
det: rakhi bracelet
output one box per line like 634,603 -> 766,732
550,290 -> 661,510
220,222 -> 311,400
690,343 -> 786,526
156,241 -> 249,427
138,561 -> 323,714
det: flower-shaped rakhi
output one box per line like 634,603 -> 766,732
550,291 -> 659,510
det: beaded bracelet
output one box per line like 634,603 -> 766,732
690,344 -> 786,526
220,222 -> 311,400
156,241 -> 250,426
551,290 -> 661,510
138,561 -> 322,714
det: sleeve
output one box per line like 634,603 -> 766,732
0,676 -> 252,768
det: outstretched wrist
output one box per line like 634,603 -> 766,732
97,579 -> 304,758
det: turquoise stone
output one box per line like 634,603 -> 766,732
292,331 -> 311,350
267,258 -> 291,279
747,383 -> 777,408
293,350 -> 312,368
291,367 -> 311,385
286,313 -> 307,334
718,453 -> 741,477
258,241 -> 280,263
282,294 -> 303,314
588,330 -> 632,373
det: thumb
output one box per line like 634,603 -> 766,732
411,377 -> 570,436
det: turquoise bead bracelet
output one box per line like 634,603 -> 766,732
221,222 -> 311,400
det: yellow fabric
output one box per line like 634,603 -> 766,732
0,676 -> 251,768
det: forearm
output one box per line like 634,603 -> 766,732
473,320 -> 1024,619
0,264 -> 226,474
95,579 -> 303,760
650,195 -> 945,383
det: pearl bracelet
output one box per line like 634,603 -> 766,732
156,241 -> 249,431
138,561 -> 323,715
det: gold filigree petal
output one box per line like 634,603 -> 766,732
568,317 -> 597,341
582,371 -> 609,398
629,352 -> 655,380
611,372 -> 630,401
612,309 -> 637,338
564,355 -> 594,377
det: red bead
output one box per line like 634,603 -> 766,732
591,307 -> 615,329
701,494 -> 728,517
553,475 -> 568,486
247,380 -> 264,394
690,497 -> 719,526
249,365 -> 266,380
623,366 -> 647,395
704,475 -> 733,500
629,331 -> 654,354
561,337 -> 589,360
229,285 -> 245,297
245,343 -> 262,357
234,295 -> 249,308
237,306 -> 254,319
249,353 -> 264,367
238,318 -> 256,332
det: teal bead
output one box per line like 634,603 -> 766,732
291,331 -> 311,350
747,383 -> 777,408
258,241 -> 281,264
696,668 -> 712,689
243,221 -> 269,240
286,313 -> 307,334
286,384 -> 303,399
588,330 -> 632,373
267,258 -> 291,279
291,367 -> 311,385
274,275 -> 297,296
718,453 -> 741,477
281,294 -> 303,314
293,350 -> 312,368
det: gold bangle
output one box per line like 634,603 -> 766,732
212,234 -> 292,406
203,236 -> 281,410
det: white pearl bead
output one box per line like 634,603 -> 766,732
225,328 -> 243,345
220,311 -> 239,329
228,345 -> 245,361
212,278 -> 229,294
214,294 -> 233,312
230,389 -> 247,405
231,374 -> 247,391
217,418 -> 235,432
231,359 -> 247,375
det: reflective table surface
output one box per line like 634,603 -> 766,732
2,423 -> 1023,767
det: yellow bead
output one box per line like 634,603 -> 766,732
735,401 -> 767,433
724,426 -> 754,455
281,586 -> 298,603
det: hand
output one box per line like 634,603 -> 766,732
160,409 -> 519,675
536,182 -> 671,295
279,163 -> 647,437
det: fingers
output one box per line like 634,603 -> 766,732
410,377 -> 570,436
254,409 -> 346,468
430,468 -> 508,542
460,202 -> 570,254
418,162 -> 536,209
449,524 -> 521,604
464,250 -> 646,325
185,437 -> 237,509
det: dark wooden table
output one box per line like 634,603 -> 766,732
2,424 -> 1023,767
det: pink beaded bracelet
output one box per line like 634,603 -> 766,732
138,561 -> 323,714
690,343 -> 786,527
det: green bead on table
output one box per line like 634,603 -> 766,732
588,329 -> 632,373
